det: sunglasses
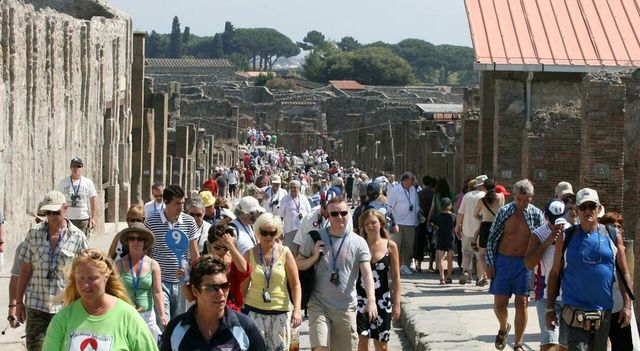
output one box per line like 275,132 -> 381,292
189,212 -> 204,218
212,245 -> 229,252
71,164 -> 83,169
578,203 -> 598,211
44,211 -> 61,216
127,236 -> 145,242
260,228 -> 278,237
329,211 -> 349,217
200,282 -> 231,293
128,218 -> 144,223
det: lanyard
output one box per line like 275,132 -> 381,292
70,177 -> 81,196
239,222 -> 256,245
404,188 -> 413,206
293,197 -> 301,213
328,232 -> 348,274
128,256 -> 144,299
47,224 -> 65,270
258,245 -> 276,289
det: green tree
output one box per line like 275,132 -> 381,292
222,21 -> 235,54
436,44 -> 475,84
182,26 -> 191,45
145,30 -> 168,58
169,16 -> 183,58
232,28 -> 300,70
211,33 -> 224,58
337,36 -> 362,52
347,47 -> 414,85
297,30 -> 326,50
395,39 -> 439,83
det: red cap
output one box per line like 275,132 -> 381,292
495,184 -> 511,196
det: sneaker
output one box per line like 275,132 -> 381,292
400,265 -> 414,275
459,272 -> 470,285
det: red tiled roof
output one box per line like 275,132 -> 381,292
329,80 -> 366,90
465,0 -> 640,72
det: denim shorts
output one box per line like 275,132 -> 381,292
535,299 -> 567,346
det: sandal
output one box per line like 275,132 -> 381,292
494,323 -> 510,350
439,279 -> 446,285
513,345 -> 524,351
445,277 -> 452,284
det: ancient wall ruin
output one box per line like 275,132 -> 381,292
0,0 -> 132,250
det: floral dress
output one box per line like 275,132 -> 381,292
356,244 -> 392,342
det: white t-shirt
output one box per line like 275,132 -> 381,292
532,223 -> 558,301
387,185 -> 420,226
458,190 -> 485,238
230,219 -> 256,255
144,200 -> 165,219
260,186 -> 288,214
57,176 -> 98,220
227,170 -> 238,185
278,194 -> 312,234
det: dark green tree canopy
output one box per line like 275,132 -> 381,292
297,30 -> 326,51
169,16 -> 182,58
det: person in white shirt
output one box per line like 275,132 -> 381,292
387,172 -> 420,275
278,180 -> 312,251
57,158 -> 98,236
186,198 -> 212,256
227,167 -> 239,199
144,182 -> 165,219
230,196 -> 265,255
260,175 -> 288,214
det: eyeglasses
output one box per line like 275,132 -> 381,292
200,282 -> 231,293
211,245 -> 229,252
578,203 -> 598,211
189,212 -> 204,218
44,211 -> 61,216
127,236 -> 145,242
260,228 -> 278,237
329,211 -> 349,217
128,218 -> 144,223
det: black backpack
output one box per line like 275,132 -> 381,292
289,230 -> 322,310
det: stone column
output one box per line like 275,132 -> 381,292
172,157 -> 184,189
494,78 -> 525,185
479,71 -> 496,175
130,32 -> 145,204
141,109 -> 155,202
151,93 -> 168,187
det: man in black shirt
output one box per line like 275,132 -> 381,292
415,176 -> 437,272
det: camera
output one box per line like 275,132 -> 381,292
409,205 -> 414,211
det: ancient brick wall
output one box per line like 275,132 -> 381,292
493,79 -> 527,186
526,79 -> 583,202
580,75 -> 626,213
0,0 -> 132,250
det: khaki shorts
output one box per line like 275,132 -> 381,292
308,301 -> 357,351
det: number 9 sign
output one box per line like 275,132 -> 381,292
165,229 -> 189,259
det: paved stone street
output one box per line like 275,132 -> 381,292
399,266 -> 540,351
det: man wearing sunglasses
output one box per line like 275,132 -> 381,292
545,188 -> 632,351
16,190 -> 88,350
297,197 -> 377,351
57,158 -> 98,237
144,182 -> 165,218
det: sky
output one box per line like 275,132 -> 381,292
107,0 -> 472,47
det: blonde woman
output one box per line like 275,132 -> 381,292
43,248 -> 158,350
243,213 -> 302,350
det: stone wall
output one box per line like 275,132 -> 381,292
0,0 -> 132,250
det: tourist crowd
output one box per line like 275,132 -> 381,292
2,135 -> 637,351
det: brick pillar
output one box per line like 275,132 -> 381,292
580,76 -> 625,212
494,78 -> 526,185
479,71 -> 496,175
623,72 -> 640,314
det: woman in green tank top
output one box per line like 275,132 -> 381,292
116,223 -> 166,341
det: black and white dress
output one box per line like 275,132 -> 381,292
356,242 -> 392,342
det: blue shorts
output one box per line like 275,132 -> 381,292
489,254 -> 530,297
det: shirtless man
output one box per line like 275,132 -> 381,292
485,179 -> 544,351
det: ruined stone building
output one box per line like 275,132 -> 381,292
142,57 -> 467,187
464,0 -> 640,305
0,0 -> 132,251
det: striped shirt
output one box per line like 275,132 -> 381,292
17,220 -> 88,313
146,211 -> 198,283
486,202 -> 544,267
